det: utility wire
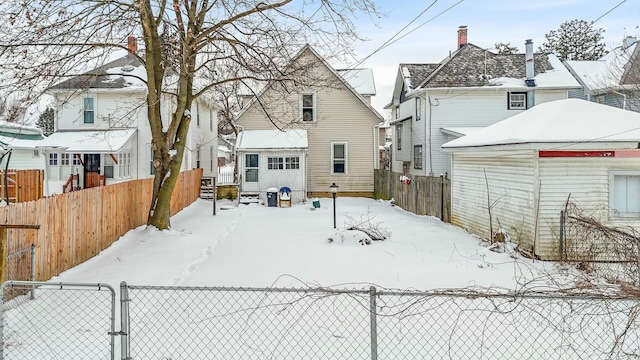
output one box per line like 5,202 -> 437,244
591,0 -> 627,24
348,0 -> 464,69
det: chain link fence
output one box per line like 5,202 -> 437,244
121,283 -> 640,360
4,246 -> 35,300
560,202 -> 640,285
2,280 -> 640,360
1,281 -> 116,360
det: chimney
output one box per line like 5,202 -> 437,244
525,39 -> 535,86
127,36 -> 137,54
457,26 -> 468,49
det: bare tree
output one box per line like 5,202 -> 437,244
494,42 -> 519,54
539,19 -> 607,60
0,0 -> 378,229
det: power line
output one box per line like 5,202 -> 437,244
348,0 -> 464,69
591,0 -> 627,24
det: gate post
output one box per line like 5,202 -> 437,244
120,281 -> 131,360
369,286 -> 378,360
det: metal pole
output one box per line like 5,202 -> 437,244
1,283 -> 4,360
332,193 -> 336,229
29,244 -> 35,300
559,211 -> 565,260
369,286 -> 378,360
120,281 -> 131,360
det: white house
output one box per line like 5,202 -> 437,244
0,122 -> 45,170
387,26 -> 581,176
565,35 -> 640,112
236,129 -> 308,204
42,38 -> 218,194
235,45 -> 383,200
443,98 -> 640,260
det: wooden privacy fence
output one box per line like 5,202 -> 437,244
0,168 -> 203,282
0,170 -> 44,203
374,169 -> 451,222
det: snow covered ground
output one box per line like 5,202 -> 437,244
51,197 -> 561,291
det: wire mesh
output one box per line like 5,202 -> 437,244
1,281 -> 115,360
124,284 -> 640,360
4,246 -> 34,300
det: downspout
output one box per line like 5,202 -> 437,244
428,95 -> 434,176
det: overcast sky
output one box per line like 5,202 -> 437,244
340,0 -> 640,116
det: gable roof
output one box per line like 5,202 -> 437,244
235,44 -> 383,122
418,43 -> 559,88
565,41 -> 639,93
50,53 -> 146,90
443,99 -> 640,150
36,128 -> 137,153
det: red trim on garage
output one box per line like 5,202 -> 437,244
539,150 -> 614,158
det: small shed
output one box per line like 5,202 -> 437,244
236,129 -> 308,204
443,99 -> 640,260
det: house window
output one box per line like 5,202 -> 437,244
396,124 -> 403,151
595,95 -> 605,104
610,172 -> 640,217
83,97 -> 95,124
104,155 -> 114,178
413,145 -> 423,169
209,109 -> 214,132
61,153 -> 70,166
149,146 -> 155,175
286,157 -> 299,170
416,97 -> 421,121
196,148 -> 201,168
331,142 -> 347,174
210,145 -> 215,171
508,92 -> 526,110
196,102 -> 200,127
72,154 -> 81,165
268,157 -> 284,170
301,94 -> 315,122
118,153 -> 131,178
245,154 -> 258,182
49,153 -> 58,166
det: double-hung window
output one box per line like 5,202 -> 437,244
415,97 -> 421,121
396,124 -> 403,151
413,145 -> 423,169
508,92 -> 526,110
610,171 -> 640,217
331,142 -> 347,174
301,94 -> 315,122
83,97 -> 95,124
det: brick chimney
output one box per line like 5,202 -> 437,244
457,26 -> 468,49
127,36 -> 137,54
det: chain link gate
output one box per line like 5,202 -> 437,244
1,281 -> 116,360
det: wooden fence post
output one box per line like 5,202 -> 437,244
0,225 -> 40,284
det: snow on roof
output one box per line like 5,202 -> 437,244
443,99 -> 640,149
236,129 -> 308,150
336,68 -> 376,96
487,55 -> 581,89
565,43 -> 636,90
36,129 -> 137,153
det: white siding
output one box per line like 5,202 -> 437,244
537,156 -> 640,259
451,151 -> 536,251
394,89 -> 569,176
6,149 -> 44,170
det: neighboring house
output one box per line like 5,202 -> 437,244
443,98 -> 640,260
235,45 -> 383,202
0,122 -> 45,170
40,37 -> 218,194
565,36 -> 640,112
386,26 -> 581,176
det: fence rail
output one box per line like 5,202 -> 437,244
374,169 -> 450,222
0,169 -> 202,282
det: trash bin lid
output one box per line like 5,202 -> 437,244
266,187 -> 278,192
